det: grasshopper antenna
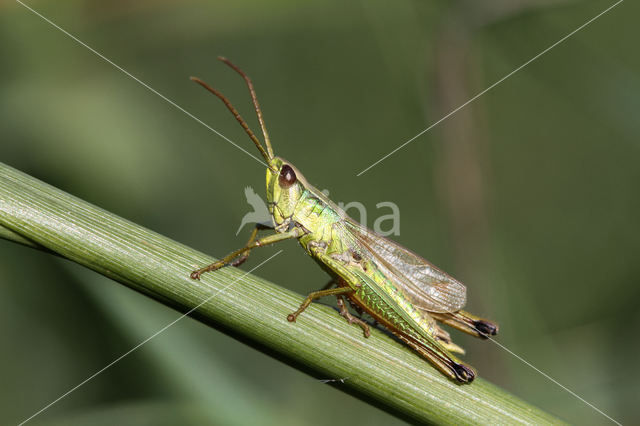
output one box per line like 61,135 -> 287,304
190,75 -> 272,164
217,56 -> 274,159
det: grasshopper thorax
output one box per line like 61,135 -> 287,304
266,157 -> 305,231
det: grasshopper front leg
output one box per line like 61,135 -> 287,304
228,223 -> 272,268
190,226 -> 301,280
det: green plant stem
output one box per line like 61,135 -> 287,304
0,162 -> 564,424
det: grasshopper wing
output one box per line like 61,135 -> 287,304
344,220 -> 466,313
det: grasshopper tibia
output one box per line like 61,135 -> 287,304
287,286 -> 354,322
336,295 -> 371,338
431,310 -> 499,340
393,331 -> 476,383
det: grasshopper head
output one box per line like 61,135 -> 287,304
266,157 -> 304,228
191,58 -> 305,229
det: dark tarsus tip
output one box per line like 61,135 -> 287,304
190,271 -> 201,280
453,363 -> 476,384
287,314 -> 296,322
474,320 -> 499,338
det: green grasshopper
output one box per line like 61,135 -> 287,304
190,57 -> 498,383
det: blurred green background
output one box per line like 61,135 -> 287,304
1,0 -> 638,424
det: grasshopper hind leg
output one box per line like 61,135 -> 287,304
431,310 -> 499,339
434,326 -> 465,354
393,332 -> 476,384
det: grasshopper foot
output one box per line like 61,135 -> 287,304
349,317 -> 371,338
453,363 -> 476,384
190,261 -> 226,280
474,320 -> 499,337
342,314 -> 371,338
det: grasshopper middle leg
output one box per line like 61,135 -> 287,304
287,286 -> 354,322
336,295 -> 371,337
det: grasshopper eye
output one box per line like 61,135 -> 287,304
279,164 -> 297,188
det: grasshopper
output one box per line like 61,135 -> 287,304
190,57 -> 498,383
